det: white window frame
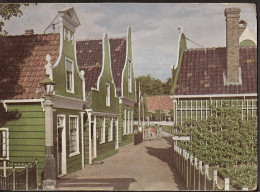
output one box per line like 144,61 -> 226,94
127,110 -> 130,134
69,115 -> 80,157
65,57 -> 75,94
131,110 -> 133,133
123,109 -> 126,135
128,61 -> 132,93
108,118 -> 113,142
106,83 -> 111,107
100,117 -> 106,144
0,128 -> 9,160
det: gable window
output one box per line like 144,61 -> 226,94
0,128 -> 9,159
100,117 -> 105,143
106,83 -> 110,106
123,109 -> 126,135
66,58 -> 74,93
128,60 -> 132,93
69,116 -> 79,156
108,118 -> 113,141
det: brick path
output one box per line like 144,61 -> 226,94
56,131 -> 186,191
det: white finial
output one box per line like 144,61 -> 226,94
46,54 -> 51,64
80,70 -> 85,77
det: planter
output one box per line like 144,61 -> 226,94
134,132 -> 143,145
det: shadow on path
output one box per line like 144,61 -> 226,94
145,134 -> 187,190
57,177 -> 136,191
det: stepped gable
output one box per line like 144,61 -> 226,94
0,33 -> 60,100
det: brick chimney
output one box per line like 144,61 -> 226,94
25,29 -> 34,35
224,7 -> 242,85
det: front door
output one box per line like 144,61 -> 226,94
57,115 -> 66,176
58,128 -> 63,175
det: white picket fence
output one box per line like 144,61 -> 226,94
173,144 -> 249,191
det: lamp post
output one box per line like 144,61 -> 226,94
40,74 -> 56,190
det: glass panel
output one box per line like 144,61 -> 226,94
70,117 -> 78,154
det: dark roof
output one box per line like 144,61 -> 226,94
175,46 -> 257,95
76,39 -> 103,92
0,33 -> 60,100
110,37 -> 127,96
146,95 -> 173,112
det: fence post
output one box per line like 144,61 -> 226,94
3,160 -> 6,177
194,158 -> 197,190
213,170 -> 217,191
36,159 -> 38,190
198,161 -> 202,190
205,164 -> 209,191
12,165 -> 15,191
25,163 -> 28,191
190,155 -> 193,190
224,178 -> 229,191
186,152 -> 189,189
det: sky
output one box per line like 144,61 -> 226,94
4,3 -> 257,82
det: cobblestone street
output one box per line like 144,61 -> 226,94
56,132 -> 186,191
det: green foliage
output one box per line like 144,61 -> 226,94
136,75 -> 171,96
0,3 -> 36,34
177,101 -> 257,168
218,165 -> 257,190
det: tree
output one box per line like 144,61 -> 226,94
0,3 -> 36,34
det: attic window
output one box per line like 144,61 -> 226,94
66,58 -> 74,93
106,83 -> 110,106
128,60 -> 132,93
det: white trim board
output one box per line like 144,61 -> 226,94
171,93 -> 257,99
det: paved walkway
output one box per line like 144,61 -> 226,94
56,132 -> 186,191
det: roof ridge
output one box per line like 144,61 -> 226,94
5,33 -> 59,37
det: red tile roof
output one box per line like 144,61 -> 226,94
76,37 -> 127,96
175,46 -> 257,95
110,37 -> 127,96
76,39 -> 103,92
0,33 -> 60,100
146,95 -> 173,112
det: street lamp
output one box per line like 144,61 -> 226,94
40,74 -> 57,190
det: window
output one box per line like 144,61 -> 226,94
127,110 -> 130,134
131,111 -> 133,133
123,110 -> 126,135
106,83 -> 110,106
0,128 -> 9,159
128,60 -> 132,93
108,118 -> 113,141
69,116 -> 79,156
100,117 -> 105,143
66,59 -> 74,93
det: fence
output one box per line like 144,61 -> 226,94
0,159 -> 38,190
174,143 -> 229,191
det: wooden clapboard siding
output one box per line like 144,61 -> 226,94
118,104 -> 134,147
1,103 -> 45,184
53,108 -> 83,175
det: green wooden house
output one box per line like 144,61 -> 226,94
110,27 -> 136,147
171,8 -> 257,126
77,34 -> 120,164
0,7 -> 86,185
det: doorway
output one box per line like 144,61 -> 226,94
57,115 -> 67,177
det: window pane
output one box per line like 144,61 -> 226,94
70,117 -> 78,154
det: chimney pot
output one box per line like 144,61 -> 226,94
25,29 -> 34,35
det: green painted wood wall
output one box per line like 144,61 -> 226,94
53,26 -> 84,100
0,103 -> 45,185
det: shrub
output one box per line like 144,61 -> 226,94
177,101 -> 257,167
